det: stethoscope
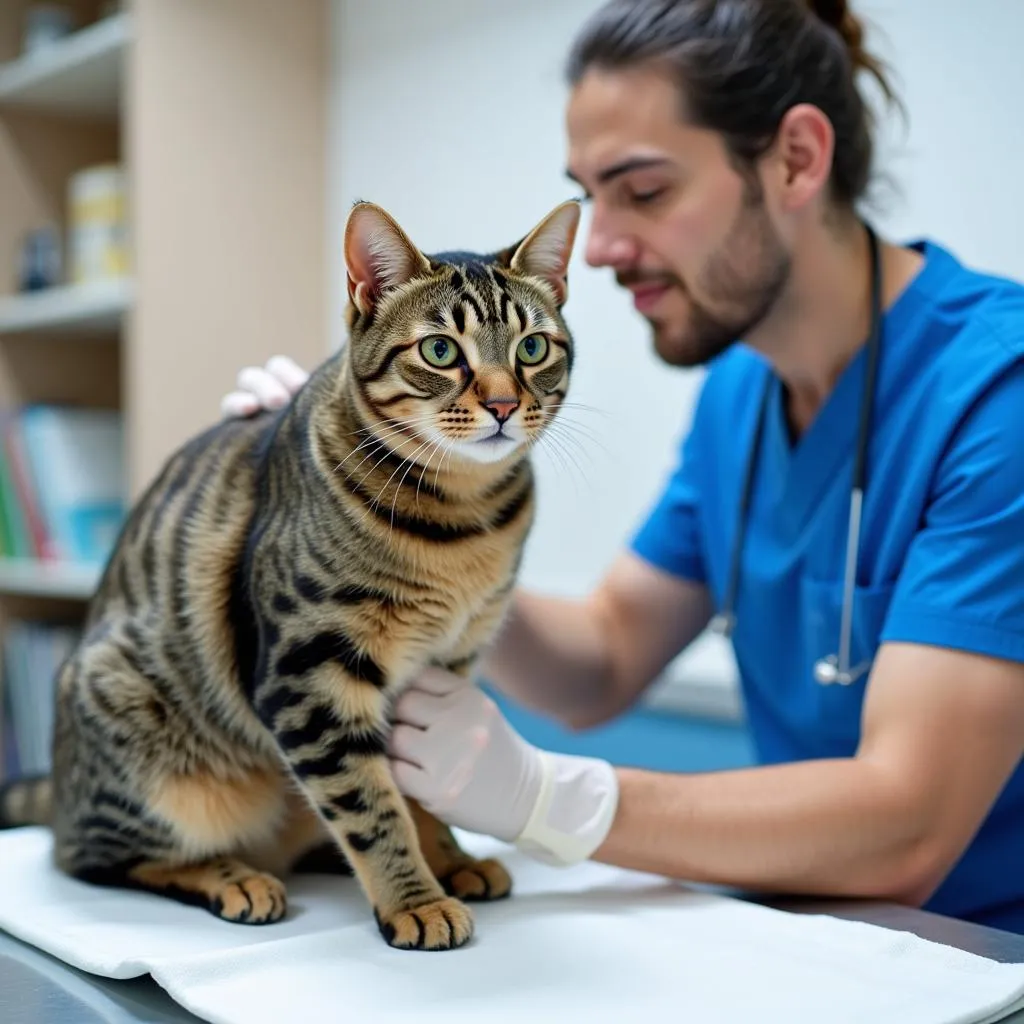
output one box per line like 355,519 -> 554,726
709,222 -> 883,687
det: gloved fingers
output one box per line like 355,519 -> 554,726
414,665 -> 472,696
236,365 -> 293,409
387,722 -> 429,765
391,687 -> 444,729
390,747 -> 479,810
389,758 -> 434,803
265,354 -> 309,393
220,391 -> 259,419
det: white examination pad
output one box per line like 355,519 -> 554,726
1,826 -> 1024,1024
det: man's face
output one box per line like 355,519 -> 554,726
566,65 -> 791,367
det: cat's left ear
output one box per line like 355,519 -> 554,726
344,202 -> 431,316
503,200 -> 581,306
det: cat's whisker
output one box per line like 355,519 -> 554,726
536,424 -> 582,471
415,436 -> 448,509
349,422 -> 441,530
360,436 -> 437,533
353,421 -> 437,492
353,414 -> 433,445
543,415 -> 610,460
333,414 -> 431,459
546,437 -> 601,487
389,438 -> 440,533
533,415 -> 599,473
337,437 -> 391,479
530,431 -> 573,481
332,417 -> 431,477
433,435 -> 458,492
355,444 -> 406,494
529,434 -> 575,487
533,432 -> 596,494
540,417 -> 601,459
551,400 -> 612,419
545,407 -> 606,442
543,430 -> 603,470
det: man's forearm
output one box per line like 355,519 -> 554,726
592,759 -> 945,905
480,591 -> 617,722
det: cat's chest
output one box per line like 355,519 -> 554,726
348,563 -> 514,690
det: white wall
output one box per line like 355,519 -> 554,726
861,0 -> 1024,282
329,0 -> 1024,706
330,0 -> 705,601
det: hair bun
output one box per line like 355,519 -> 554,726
808,0 -> 846,29
807,0 -> 869,72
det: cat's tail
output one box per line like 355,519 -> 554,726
0,775 -> 53,829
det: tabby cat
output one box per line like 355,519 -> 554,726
0,197 -> 580,951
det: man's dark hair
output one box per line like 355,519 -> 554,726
566,0 -> 902,210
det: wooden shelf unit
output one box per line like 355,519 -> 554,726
0,278 -> 131,336
0,557 -> 101,600
0,0 -> 330,774
0,11 -> 127,119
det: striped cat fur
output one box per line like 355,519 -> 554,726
0,198 -> 581,951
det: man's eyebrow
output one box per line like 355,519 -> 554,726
564,156 -> 672,187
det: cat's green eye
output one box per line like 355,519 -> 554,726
516,334 -> 548,365
420,335 -> 460,368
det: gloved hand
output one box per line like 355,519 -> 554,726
220,355 -> 309,418
389,667 -> 620,867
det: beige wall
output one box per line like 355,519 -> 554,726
127,0 -> 330,494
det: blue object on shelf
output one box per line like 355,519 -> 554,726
17,227 -> 62,292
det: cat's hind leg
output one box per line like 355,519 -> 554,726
51,637 -> 291,925
80,856 -> 288,925
65,769 -> 292,926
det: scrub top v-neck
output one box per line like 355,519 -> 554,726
629,238 -> 1024,934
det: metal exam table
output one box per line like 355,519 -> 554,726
3,895 -> 1024,1023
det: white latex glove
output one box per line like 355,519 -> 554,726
220,355 -> 309,418
389,667 -> 620,867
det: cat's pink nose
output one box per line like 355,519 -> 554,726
484,397 -> 520,423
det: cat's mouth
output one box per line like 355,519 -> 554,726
475,427 -> 519,450
481,425 -> 511,443
447,424 -> 523,464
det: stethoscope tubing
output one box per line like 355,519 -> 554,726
711,223 -> 883,688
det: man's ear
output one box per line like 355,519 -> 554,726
344,202 -> 431,315
502,200 -> 581,306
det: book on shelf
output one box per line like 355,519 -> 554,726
0,403 -> 126,569
2,618 -> 81,777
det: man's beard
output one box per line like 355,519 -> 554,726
622,189 -> 791,368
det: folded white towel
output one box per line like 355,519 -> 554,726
2,826 -> 1023,1024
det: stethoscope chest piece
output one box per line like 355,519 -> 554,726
812,653 -> 871,687
708,612 -> 735,637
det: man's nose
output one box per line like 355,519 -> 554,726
483,397 -> 520,423
584,213 -> 637,269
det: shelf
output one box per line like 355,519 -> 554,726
0,278 -> 132,336
0,13 -> 129,120
0,558 -> 100,600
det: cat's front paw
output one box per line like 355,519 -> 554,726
439,857 -> 512,902
215,871 -> 288,925
375,896 -> 474,951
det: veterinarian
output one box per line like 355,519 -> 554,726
221,0 -> 1024,934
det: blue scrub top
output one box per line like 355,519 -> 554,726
630,239 -> 1024,934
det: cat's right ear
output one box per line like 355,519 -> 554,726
344,202 -> 431,316
500,199 -> 581,307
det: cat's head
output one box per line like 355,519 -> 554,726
341,199 -> 580,467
